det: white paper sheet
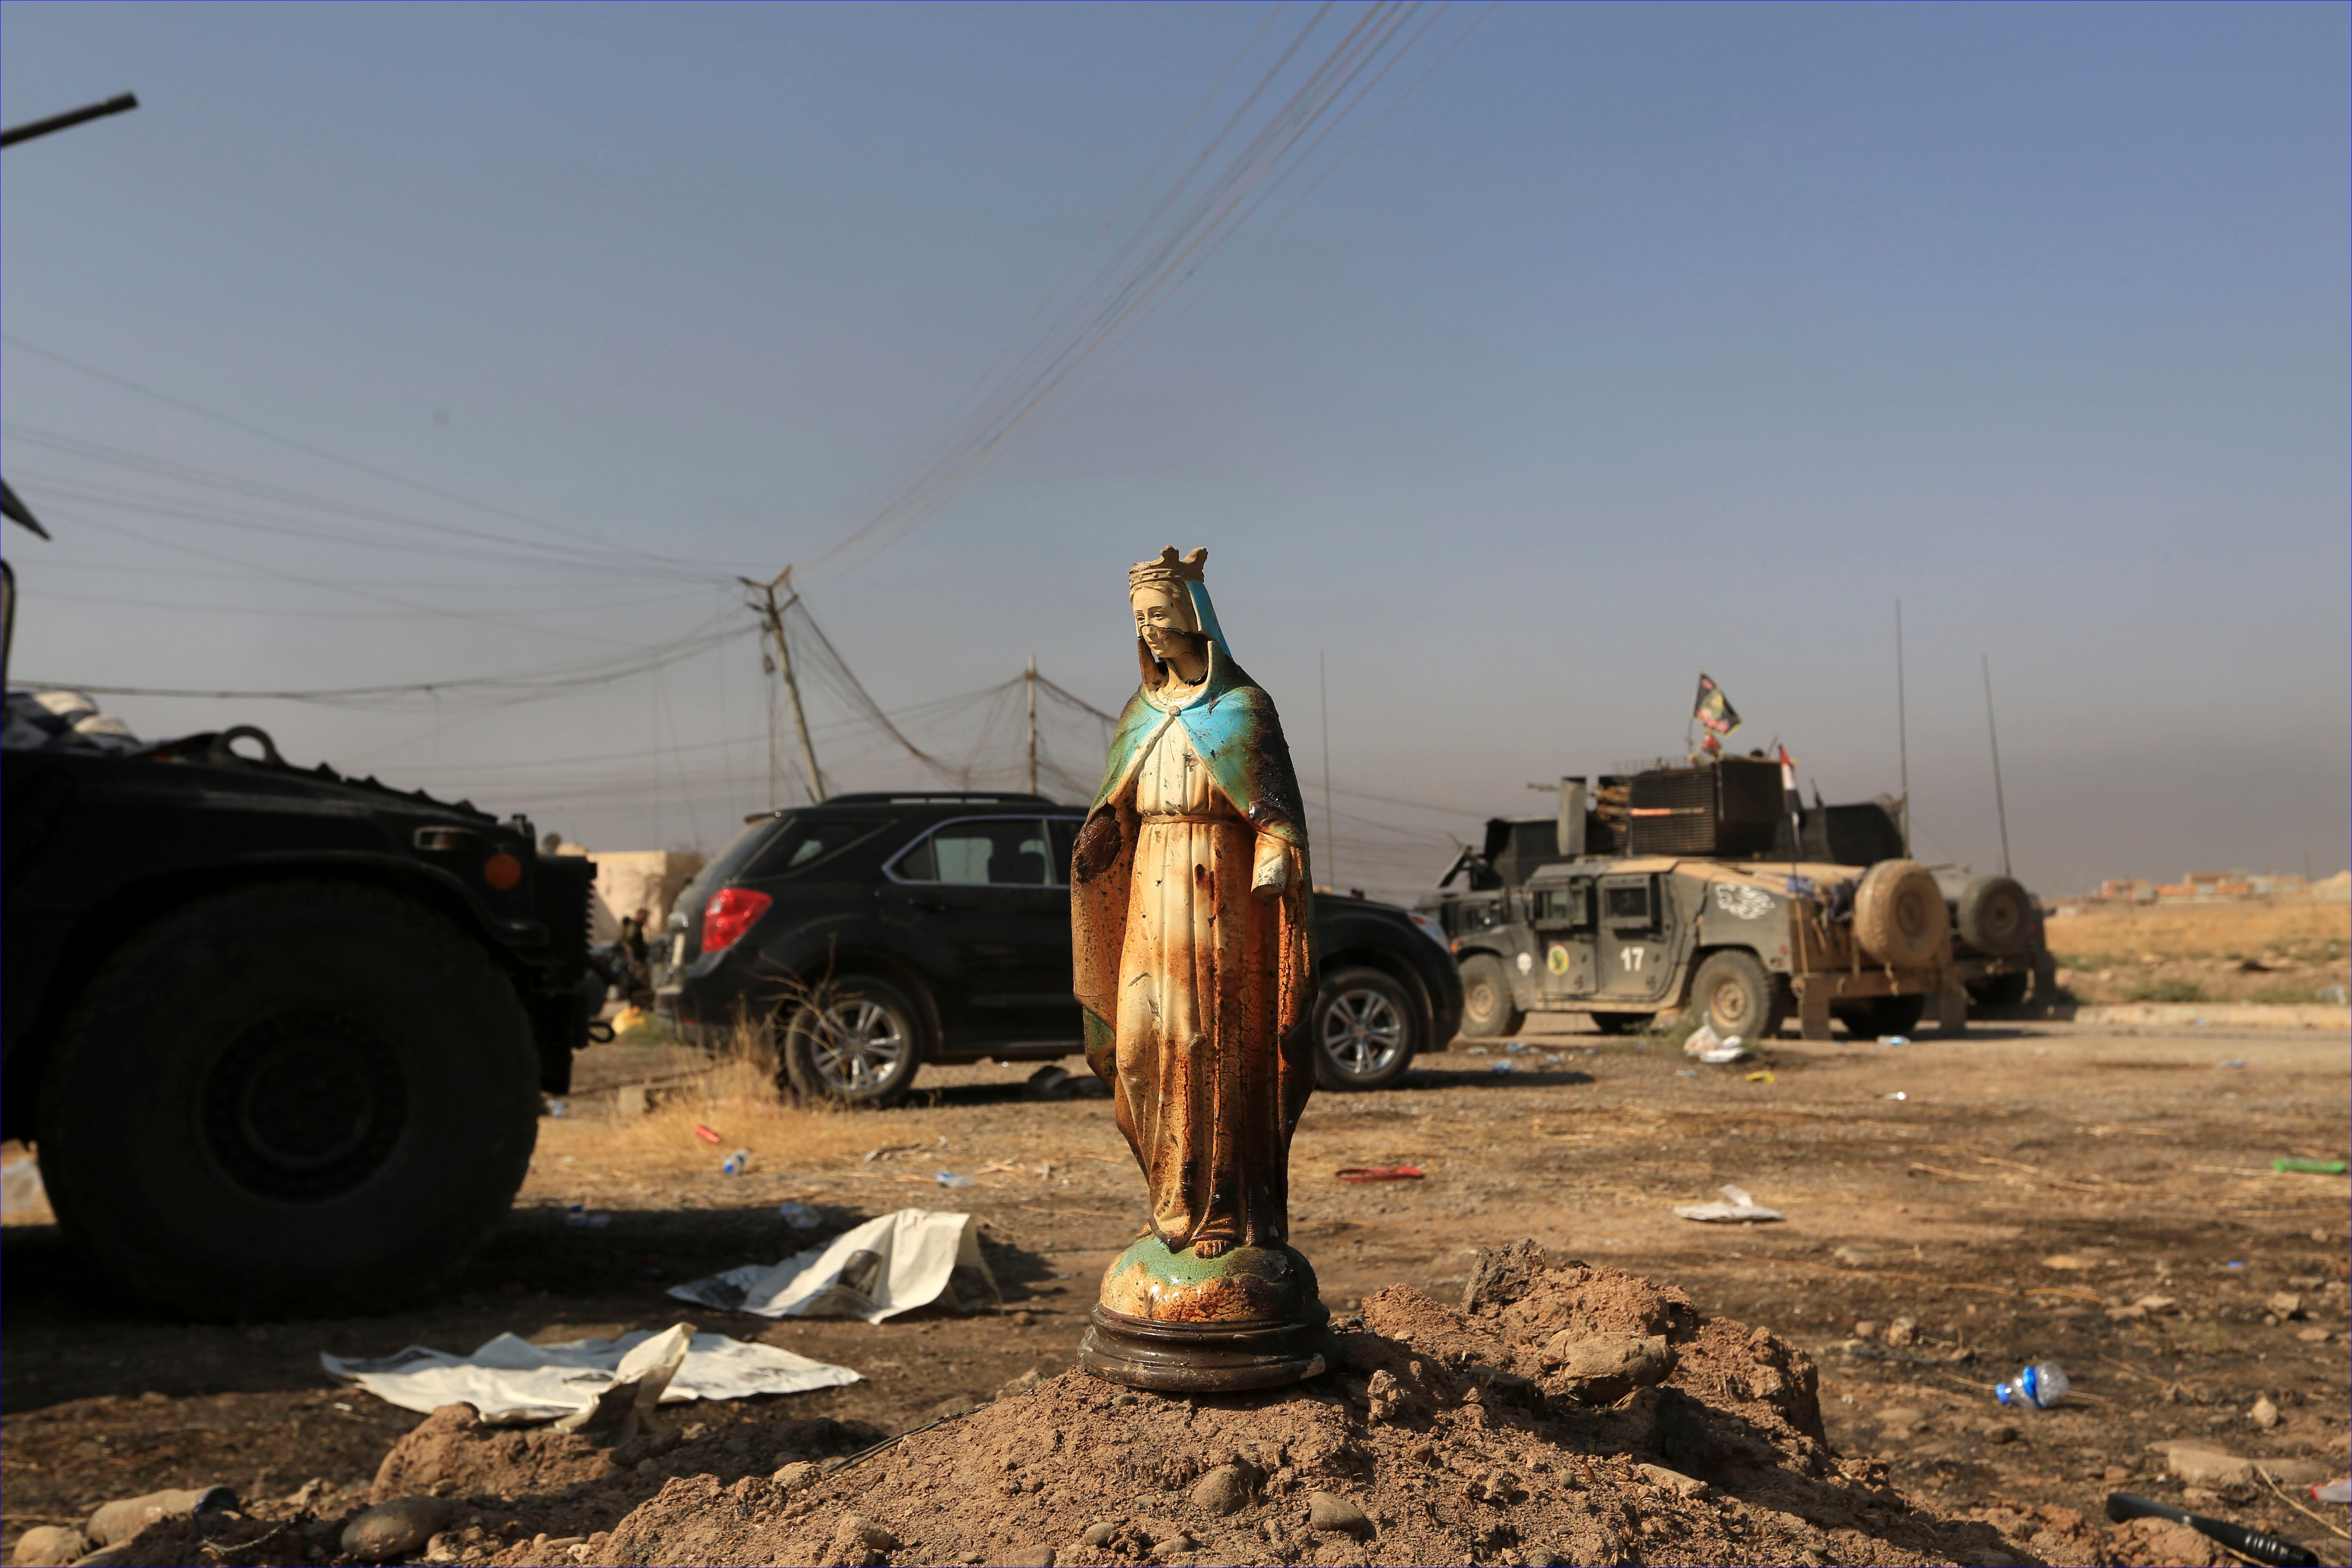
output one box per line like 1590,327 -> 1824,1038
667,1207 -> 1000,1323
321,1325 -> 859,1423
1673,1183 -> 1785,1223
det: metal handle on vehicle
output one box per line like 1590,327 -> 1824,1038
206,725 -> 286,769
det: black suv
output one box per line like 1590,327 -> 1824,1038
657,792 -> 1461,1103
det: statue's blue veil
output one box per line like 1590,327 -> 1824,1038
1182,578 -> 1229,657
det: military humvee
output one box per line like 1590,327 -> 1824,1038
1777,795 -> 2056,1011
1420,758 -> 1960,1042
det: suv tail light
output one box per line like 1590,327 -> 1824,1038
700,888 -> 772,955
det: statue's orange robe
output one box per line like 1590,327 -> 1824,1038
1069,645 -> 1315,1256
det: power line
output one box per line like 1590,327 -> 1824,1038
2,336 -> 725,578
793,1 -> 1492,588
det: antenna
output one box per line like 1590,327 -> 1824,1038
1025,655 -> 1038,796
1981,652 -> 2011,878
1895,600 -> 1911,853
1319,649 -> 1335,888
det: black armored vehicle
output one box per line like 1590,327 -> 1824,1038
1,97 -> 598,1317
658,793 -> 1464,1100
4,505 -> 595,1319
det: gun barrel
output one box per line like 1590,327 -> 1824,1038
1,92 -> 139,149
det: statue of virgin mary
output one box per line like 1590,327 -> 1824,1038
1071,550 -> 1323,1362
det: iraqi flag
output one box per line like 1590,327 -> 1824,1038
1693,673 -> 1741,737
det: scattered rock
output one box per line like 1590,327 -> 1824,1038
1081,1521 -> 1117,1547
1189,1462 -> 1258,1515
1459,1237 -> 1552,1312
2106,1516 -> 2233,1568
1538,1331 -> 1677,1403
2267,1291 -> 2304,1319
2040,1253 -> 2098,1271
11,1525 -> 89,1567
1153,1530 -> 1197,1554
1002,1547 -> 1056,1568
1982,1421 -> 2020,1444
1635,1462 -> 1708,1498
2250,1395 -> 2280,1430
996,1367 -> 1042,1401
773,1460 -> 820,1489
826,1512 -> 898,1568
1852,1319 -> 1880,1341
1306,1491 -> 1373,1539
86,1486 -> 237,1547
1882,1316 -> 1918,1348
1832,1245 -> 1873,1267
341,1495 -> 455,1563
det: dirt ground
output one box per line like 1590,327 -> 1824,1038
5,1012 -> 2348,1566
2048,900 -> 2350,1007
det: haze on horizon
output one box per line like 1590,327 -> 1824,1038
3,0 -> 2345,900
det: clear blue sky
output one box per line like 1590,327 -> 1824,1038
4,1 -> 2345,895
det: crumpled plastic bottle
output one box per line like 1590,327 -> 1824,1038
1993,1361 -> 2069,1409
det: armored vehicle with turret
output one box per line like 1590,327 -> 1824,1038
1421,758 -> 1961,1042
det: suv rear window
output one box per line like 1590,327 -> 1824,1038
895,819 -> 1051,886
747,817 -> 880,878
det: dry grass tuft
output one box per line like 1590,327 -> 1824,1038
537,1013 -> 869,1187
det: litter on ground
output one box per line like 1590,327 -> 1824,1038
1335,1165 -> 1425,1183
321,1323 -> 858,1424
1673,1183 -> 1785,1223
667,1207 -> 1000,1322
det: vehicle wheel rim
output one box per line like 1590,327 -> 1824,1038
1323,989 -> 1405,1078
810,999 -> 909,1094
202,1012 -> 405,1200
1466,979 -> 1496,1023
1712,979 -> 1751,1031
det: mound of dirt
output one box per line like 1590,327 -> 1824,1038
586,1245 -> 2032,1568
77,1245 -> 2277,1567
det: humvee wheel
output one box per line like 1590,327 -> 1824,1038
1690,950 -> 1785,1040
37,882 -> 540,1319
1457,955 -> 1524,1039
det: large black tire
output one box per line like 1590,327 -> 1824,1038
781,976 -> 926,1107
1689,950 -> 1786,1040
36,882 -> 539,1319
1956,876 -> 2033,957
1835,993 -> 1928,1039
1589,1012 -> 1645,1035
1456,954 -> 1524,1040
1313,967 -> 1421,1092
1854,859 -> 1950,967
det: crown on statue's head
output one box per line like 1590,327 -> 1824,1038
1128,546 -> 1207,593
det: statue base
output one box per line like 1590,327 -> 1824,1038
1078,1235 -> 1334,1393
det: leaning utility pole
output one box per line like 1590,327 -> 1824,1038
1025,655 -> 1039,795
740,568 -> 826,804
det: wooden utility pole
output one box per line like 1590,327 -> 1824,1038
1025,655 -> 1039,795
740,568 -> 826,804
